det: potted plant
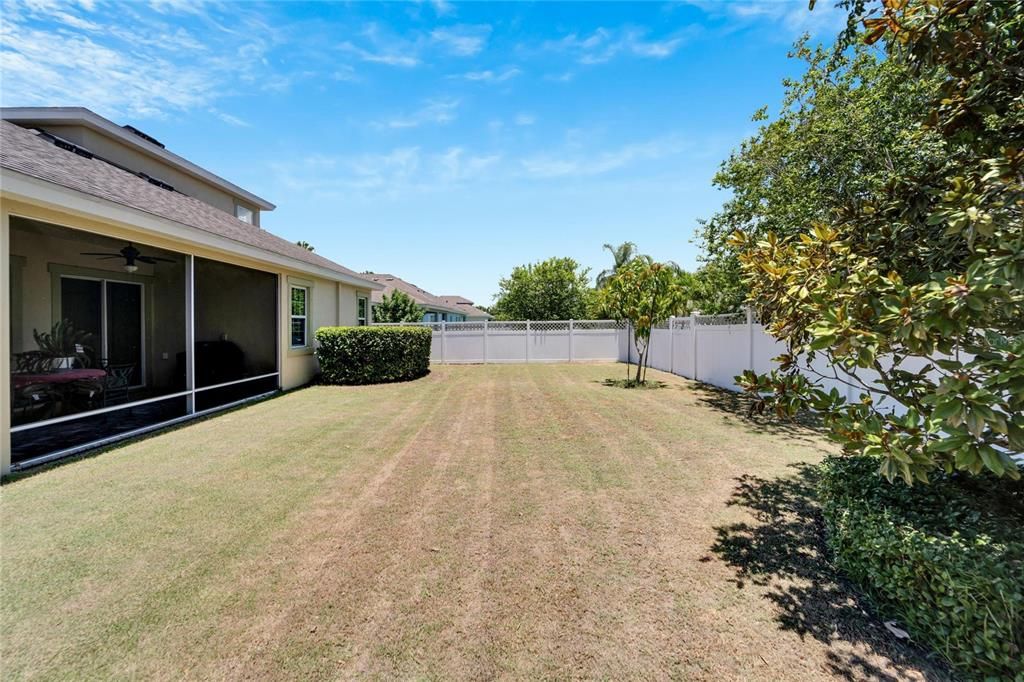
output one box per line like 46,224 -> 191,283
33,319 -> 94,370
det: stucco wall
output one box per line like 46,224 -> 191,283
280,275 -> 372,389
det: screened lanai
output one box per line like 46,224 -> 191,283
8,217 -> 279,467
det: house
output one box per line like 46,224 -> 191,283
0,107 -> 382,474
437,296 -> 493,321
365,273 -> 477,323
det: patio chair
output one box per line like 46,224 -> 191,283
102,363 -> 135,407
11,382 -> 60,424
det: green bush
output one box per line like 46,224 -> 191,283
818,456 -> 1024,679
314,326 -> 431,385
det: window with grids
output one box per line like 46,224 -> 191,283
290,286 -> 308,348
357,296 -> 368,326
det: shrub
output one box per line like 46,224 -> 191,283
315,326 -> 431,385
818,456 -> 1024,679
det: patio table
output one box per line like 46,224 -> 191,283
12,368 -> 107,389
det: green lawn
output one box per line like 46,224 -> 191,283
1,364 -> 950,680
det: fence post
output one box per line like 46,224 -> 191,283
483,320 -> 489,364
668,316 -> 676,375
746,306 -> 754,372
568,319 -> 574,363
525,320 -> 531,363
440,321 -> 447,364
692,311 -> 700,380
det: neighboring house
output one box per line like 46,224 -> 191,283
437,296 -> 493,321
365,273 -> 475,323
0,107 -> 382,474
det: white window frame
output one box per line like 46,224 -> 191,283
357,295 -> 368,326
234,204 -> 253,224
290,285 -> 309,348
59,274 -> 146,388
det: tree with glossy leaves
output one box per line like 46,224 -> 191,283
727,0 -> 1022,484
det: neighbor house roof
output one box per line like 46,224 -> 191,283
364,273 -> 464,315
0,120 -> 379,289
438,295 -> 493,319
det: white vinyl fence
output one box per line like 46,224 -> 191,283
378,315 -> 925,411
376,320 -> 627,364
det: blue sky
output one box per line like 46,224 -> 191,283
0,0 -> 846,305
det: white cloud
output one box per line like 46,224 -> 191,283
676,0 -> 848,38
437,147 -> 501,183
520,135 -> 688,178
430,24 -> 491,56
544,70 -> 575,83
373,98 -> 460,129
211,110 -> 250,127
270,145 -> 500,199
514,113 -> 536,126
0,0 -> 294,119
545,26 -> 693,64
338,22 -> 491,68
331,65 -> 359,81
430,0 -> 455,17
456,66 -> 520,82
338,40 -> 419,67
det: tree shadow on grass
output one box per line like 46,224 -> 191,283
709,463 -> 955,681
690,382 -> 825,445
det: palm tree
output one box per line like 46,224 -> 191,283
596,241 -> 639,288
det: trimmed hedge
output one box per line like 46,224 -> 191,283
819,456 -> 1023,679
315,326 -> 431,385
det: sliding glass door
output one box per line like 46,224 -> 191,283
60,276 -> 144,386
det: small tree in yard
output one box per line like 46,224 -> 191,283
373,290 -> 424,323
727,0 -> 1023,484
602,259 -> 683,385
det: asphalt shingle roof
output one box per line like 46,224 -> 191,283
438,295 -> 492,319
0,120 -> 373,285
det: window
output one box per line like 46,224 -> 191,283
235,204 -> 253,224
357,296 -> 368,326
290,286 -> 308,347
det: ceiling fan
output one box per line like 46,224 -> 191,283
81,243 -> 175,273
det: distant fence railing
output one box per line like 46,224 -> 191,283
374,320 -> 626,364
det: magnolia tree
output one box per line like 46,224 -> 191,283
602,259 -> 684,385
728,0 -> 1022,484
372,290 -> 424,324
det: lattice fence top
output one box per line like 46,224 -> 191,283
573,320 -> 625,330
444,321 -> 486,332
694,312 -> 748,326
374,316 -> 752,329
487,321 -> 527,332
374,319 -> 635,330
530,321 -> 568,332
